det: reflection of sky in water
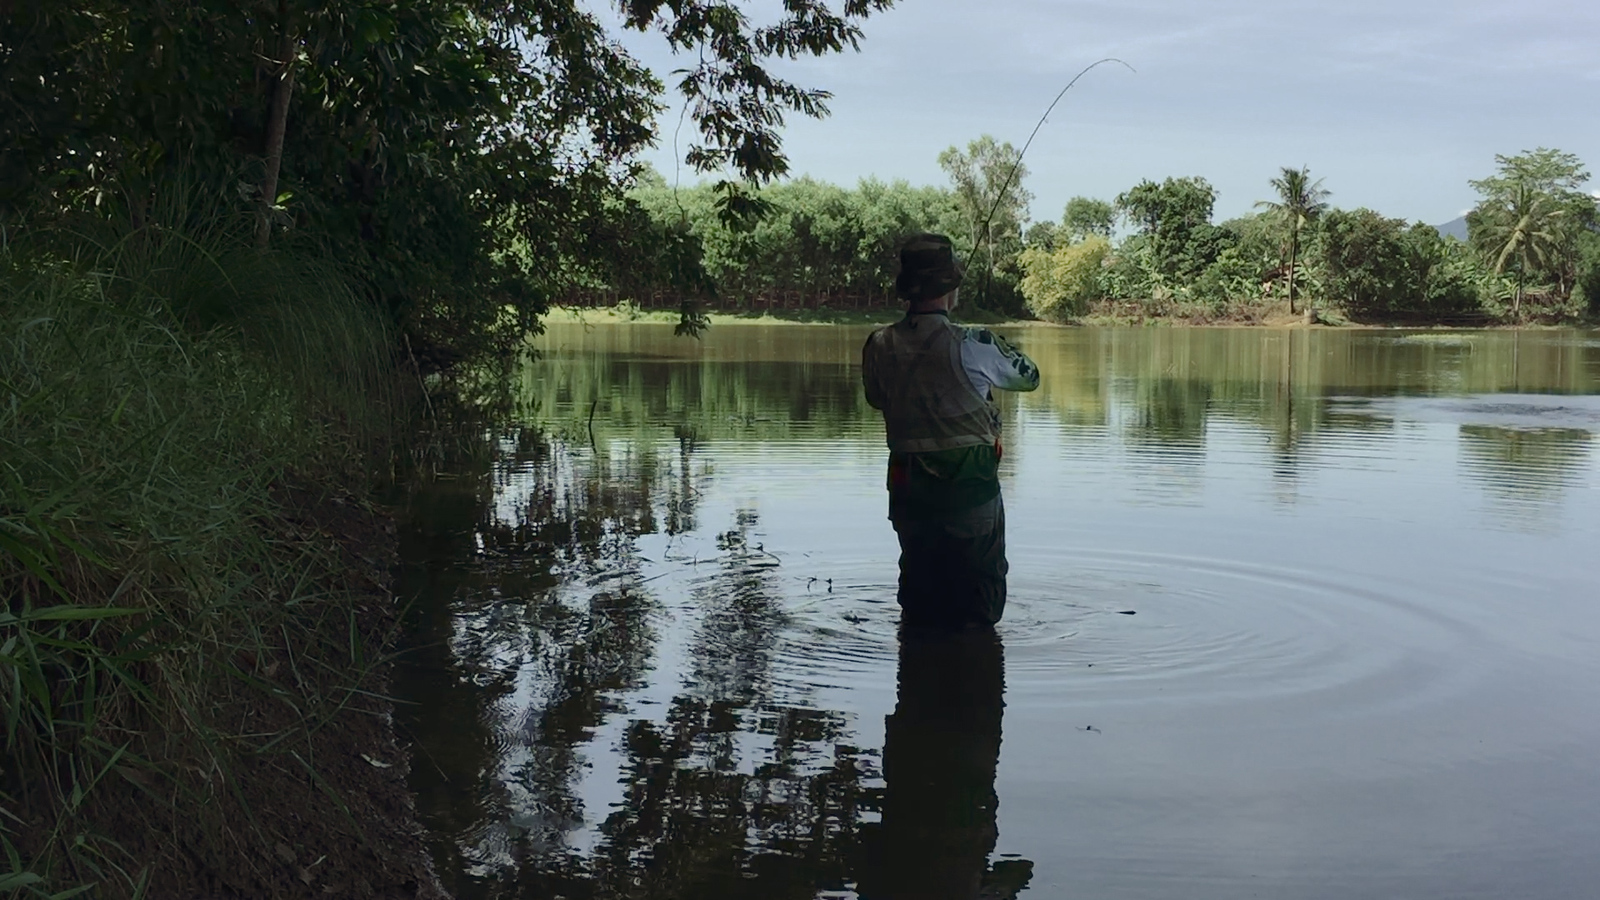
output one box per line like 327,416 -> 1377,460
401,325 -> 1600,900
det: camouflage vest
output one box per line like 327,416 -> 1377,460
864,314 -> 1000,453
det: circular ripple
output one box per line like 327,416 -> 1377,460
771,548 -> 1489,720
1003,547 -> 1486,715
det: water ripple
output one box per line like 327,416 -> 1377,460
765,549 -> 1487,724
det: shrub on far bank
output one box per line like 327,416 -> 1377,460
1019,236 -> 1110,321
1314,208 -> 1483,320
1576,229 -> 1600,314
1190,246 -> 1263,309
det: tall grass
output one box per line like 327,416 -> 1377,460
0,200 -> 400,896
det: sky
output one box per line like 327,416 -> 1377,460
596,0 -> 1598,228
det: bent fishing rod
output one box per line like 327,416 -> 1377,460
968,57 -> 1136,305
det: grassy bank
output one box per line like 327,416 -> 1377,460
546,299 -> 1596,332
543,303 -> 1020,329
0,222 -> 439,898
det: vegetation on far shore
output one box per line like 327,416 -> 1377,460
581,147 -> 1599,329
541,303 -> 1015,328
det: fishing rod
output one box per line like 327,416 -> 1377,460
968,57 -> 1136,306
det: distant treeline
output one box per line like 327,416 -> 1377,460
577,135 -> 1040,316
575,174 -> 973,312
581,145 -> 1600,324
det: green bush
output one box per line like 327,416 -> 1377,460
1190,246 -> 1260,308
1101,236 -> 1162,301
1576,229 -> 1600,314
1019,236 -> 1110,321
1410,230 -> 1485,316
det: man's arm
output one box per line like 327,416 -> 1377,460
862,331 -> 887,409
962,329 -> 1040,395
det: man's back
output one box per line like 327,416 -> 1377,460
860,301 -> 1038,628
863,312 -> 1039,446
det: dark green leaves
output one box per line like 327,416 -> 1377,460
3,0 -> 894,360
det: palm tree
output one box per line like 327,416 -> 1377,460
1470,183 -> 1566,318
1255,167 -> 1330,315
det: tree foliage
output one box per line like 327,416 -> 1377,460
1470,185 -> 1566,314
1061,196 -> 1115,241
1115,177 -> 1224,279
602,148 -> 1593,326
623,175 -> 963,306
0,0 -> 895,361
937,135 -> 1031,311
1465,149 -> 1596,316
1313,209 -> 1479,318
1019,236 -> 1109,321
1254,166 -> 1330,314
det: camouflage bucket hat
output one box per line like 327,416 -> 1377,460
895,233 -> 965,302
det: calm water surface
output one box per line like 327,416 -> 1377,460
395,324 -> 1600,899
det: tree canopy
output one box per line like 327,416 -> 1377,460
937,135 -> 1031,310
1114,176 -> 1227,281
1062,196 -> 1115,241
605,146 -> 1597,325
1466,148 -> 1597,316
0,0 -> 895,359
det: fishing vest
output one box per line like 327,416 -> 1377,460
865,314 -> 1001,453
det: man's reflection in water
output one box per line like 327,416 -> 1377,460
859,627 -> 1034,899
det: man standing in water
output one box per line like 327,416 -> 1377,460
862,234 -> 1040,629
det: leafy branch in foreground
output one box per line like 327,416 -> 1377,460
1,0 -> 896,359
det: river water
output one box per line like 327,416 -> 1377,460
394,323 -> 1600,900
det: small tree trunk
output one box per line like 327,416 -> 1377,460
1286,230 -> 1298,316
256,1 -> 295,249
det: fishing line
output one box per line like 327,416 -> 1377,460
668,40 -> 707,226
968,57 -> 1136,303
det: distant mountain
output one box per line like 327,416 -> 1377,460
1434,216 -> 1469,241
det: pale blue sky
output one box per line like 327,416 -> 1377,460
600,0 -> 1597,227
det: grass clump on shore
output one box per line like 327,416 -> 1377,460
0,213 -> 423,897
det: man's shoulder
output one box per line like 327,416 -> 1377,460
865,316 -> 919,343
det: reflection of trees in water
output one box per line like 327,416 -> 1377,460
532,324 -> 1600,476
1114,375 -> 1212,501
483,506 -> 883,900
1128,377 -> 1210,452
398,428 -> 1033,899
522,348 -> 871,444
552,700 -> 873,900
526,631 -> 1032,900
1459,425 -> 1593,527
398,432 -> 890,900
395,431 -> 689,893
687,508 -> 786,705
1025,328 -> 1599,478
665,425 -> 702,535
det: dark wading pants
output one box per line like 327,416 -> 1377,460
891,495 -> 1007,627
